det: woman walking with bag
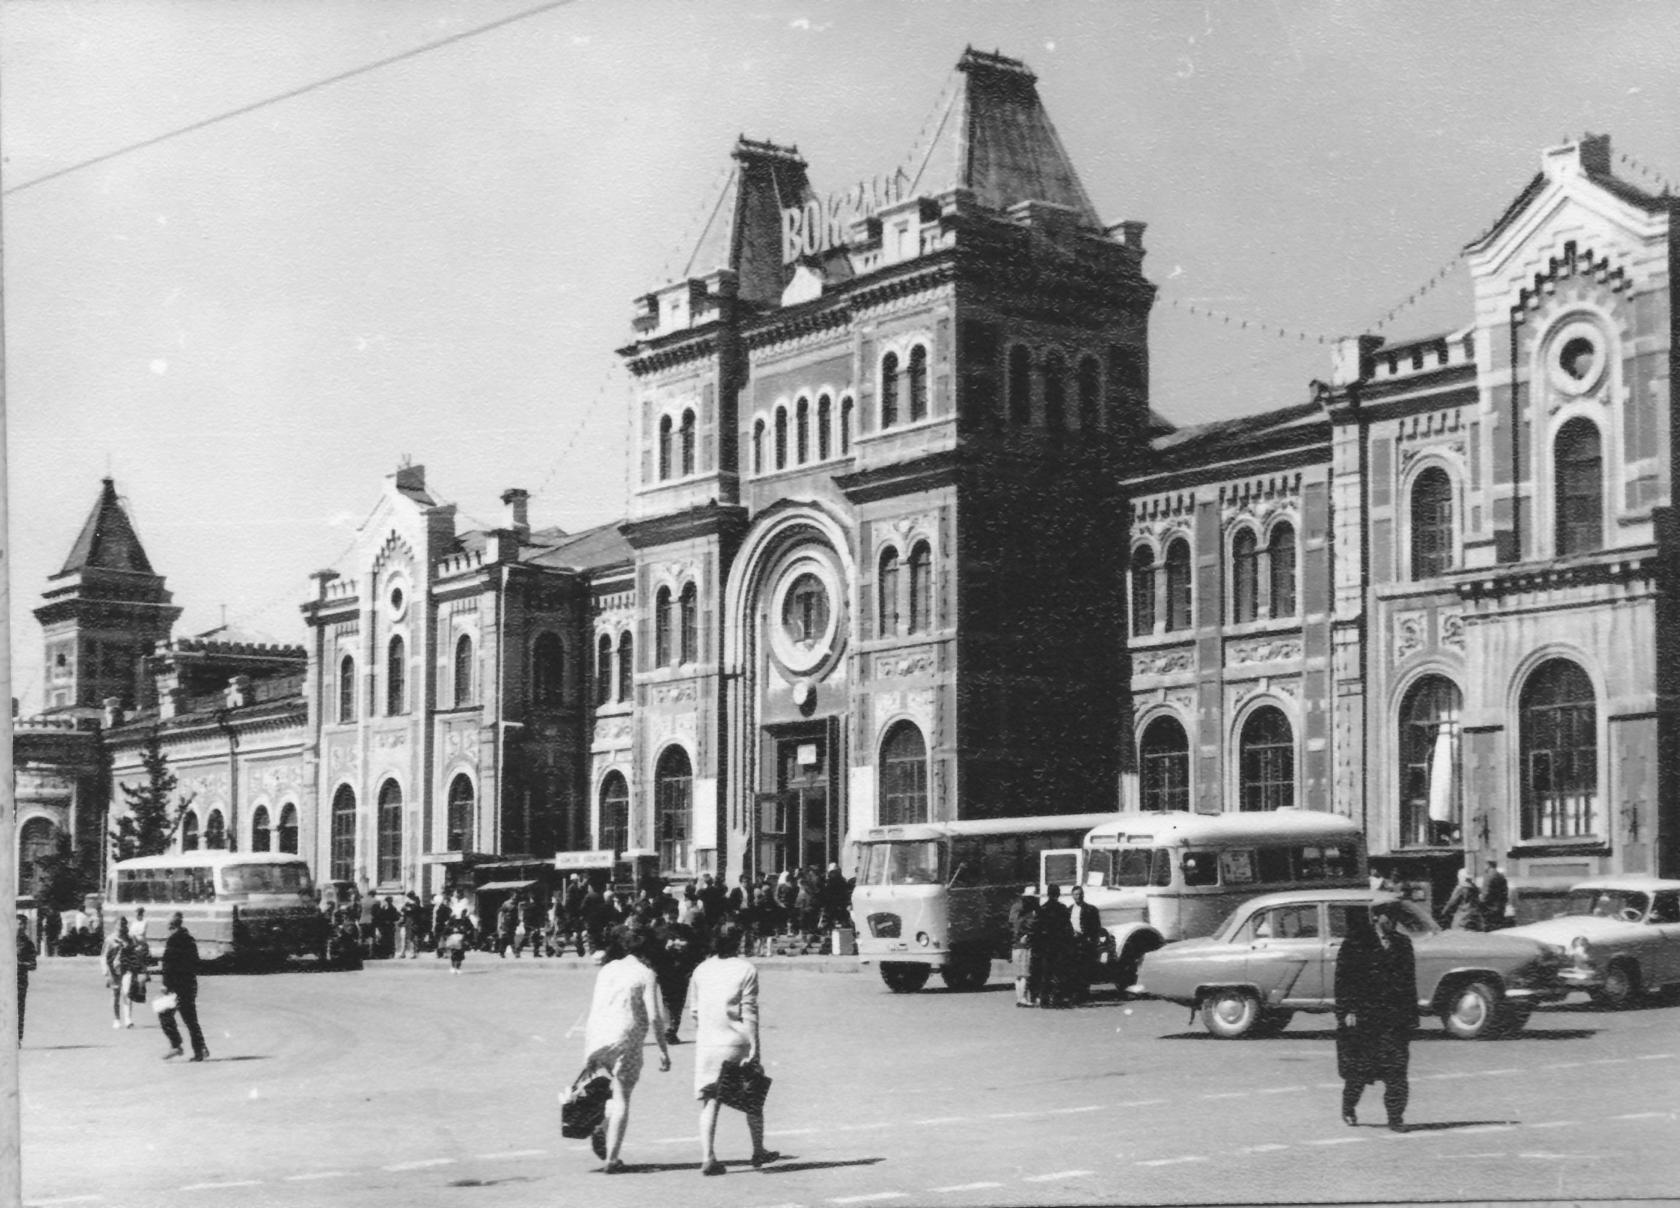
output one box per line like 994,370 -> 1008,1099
579,920 -> 670,1173
102,917 -> 146,1029
691,921 -> 779,1175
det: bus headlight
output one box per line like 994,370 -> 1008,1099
915,932 -> 931,947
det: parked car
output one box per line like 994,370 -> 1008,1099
1502,876 -> 1680,1008
1133,888 -> 1571,1039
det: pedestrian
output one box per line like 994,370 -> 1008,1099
16,915 -> 38,1046
1029,884 -> 1072,1007
691,921 -> 780,1175
432,893 -> 453,958
41,905 -> 62,959
1480,861 -> 1510,929
497,894 -> 518,958
1438,868 -> 1484,931
398,891 -> 424,958
102,917 -> 146,1030
580,920 -> 671,1173
1067,885 -> 1102,1004
583,882 -> 617,957
822,863 -> 850,932
653,896 -> 701,1044
1334,900 -> 1418,1131
1009,887 -> 1038,1007
444,913 -> 471,974
375,895 -> 399,958
773,871 -> 797,936
517,892 -> 543,957
158,912 -> 210,1062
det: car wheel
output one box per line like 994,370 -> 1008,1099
1200,988 -> 1261,1038
1441,979 -> 1499,1039
1591,959 -> 1640,1009
940,956 -> 989,992
880,962 -> 931,994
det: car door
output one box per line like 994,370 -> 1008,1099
1244,903 -> 1328,1007
1647,891 -> 1680,986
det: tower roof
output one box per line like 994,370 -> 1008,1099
56,478 -> 157,577
679,137 -> 813,305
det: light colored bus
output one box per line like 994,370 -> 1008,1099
851,812 -> 1124,993
1050,808 -> 1367,989
106,851 -> 331,966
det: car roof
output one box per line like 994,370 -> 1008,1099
1235,888 -> 1396,910
1567,875 -> 1680,892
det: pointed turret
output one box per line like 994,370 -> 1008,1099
57,477 -> 157,576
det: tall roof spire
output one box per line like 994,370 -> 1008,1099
678,136 -> 813,305
57,477 -> 157,577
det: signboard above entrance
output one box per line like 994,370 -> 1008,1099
781,168 -> 911,265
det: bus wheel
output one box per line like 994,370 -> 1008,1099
1200,988 -> 1261,1038
940,957 -> 989,992
880,963 -> 931,993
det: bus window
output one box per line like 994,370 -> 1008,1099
1149,849 -> 1174,887
1181,850 -> 1218,887
1319,844 -> 1357,880
860,842 -> 943,886
221,863 -> 311,895
1084,848 -> 1112,886
1219,849 -> 1256,885
1256,846 -> 1292,883
948,837 -> 982,887
1042,849 -> 1080,887
1112,848 -> 1153,887
1296,845 -> 1343,881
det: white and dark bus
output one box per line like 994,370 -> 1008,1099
106,851 -> 331,966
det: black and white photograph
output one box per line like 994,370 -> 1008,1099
4,3 -> 1678,1206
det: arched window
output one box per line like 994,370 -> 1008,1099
377,780 -> 403,885
840,397 -> 853,454
878,548 -> 901,637
879,721 -> 929,825
1399,675 -> 1462,846
447,774 -> 474,852
596,634 -> 613,706
598,771 -> 629,855
1521,659 -> 1598,839
338,654 -> 356,724
655,587 -> 674,666
17,818 -> 55,898
907,345 -> 928,422
1269,523 -> 1297,618
658,415 -> 673,481
880,352 -> 900,428
1008,345 -> 1032,423
1139,716 -> 1190,812
1164,538 -> 1193,632
250,805 -> 272,853
204,809 -> 226,850
907,542 -> 932,634
817,394 -> 832,460
1077,355 -> 1101,430
617,632 -> 634,701
1231,529 -> 1259,624
679,409 -> 696,477
1042,351 -> 1065,429
1411,467 -> 1454,578
181,810 -> 200,852
679,582 -> 698,665
775,407 -> 788,470
386,635 -> 406,716
1555,418 -> 1602,556
655,747 -> 693,872
454,634 -> 474,708
752,418 -> 765,474
533,632 -> 564,705
329,786 -> 356,882
795,397 -> 810,463
277,803 -> 298,854
1239,707 -> 1294,811
1130,547 -> 1156,636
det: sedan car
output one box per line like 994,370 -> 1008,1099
1502,876 -> 1680,1007
1134,888 -> 1570,1039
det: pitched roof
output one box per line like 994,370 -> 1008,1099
524,518 -> 633,572
57,478 -> 157,577
678,137 -> 812,305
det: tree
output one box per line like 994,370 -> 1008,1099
110,730 -> 196,862
31,831 -> 97,912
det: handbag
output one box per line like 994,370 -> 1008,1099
128,974 -> 148,1004
714,1059 -> 773,1114
559,1067 -> 611,1139
152,992 -> 179,1015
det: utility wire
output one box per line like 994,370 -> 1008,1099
3,0 -> 581,197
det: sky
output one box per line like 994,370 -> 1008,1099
3,0 -> 1676,714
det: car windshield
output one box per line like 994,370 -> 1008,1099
1560,888 -> 1649,920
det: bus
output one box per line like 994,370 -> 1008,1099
851,812 -> 1124,993
1053,808 -> 1368,989
106,851 -> 332,967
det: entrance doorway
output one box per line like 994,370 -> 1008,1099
762,728 -> 836,874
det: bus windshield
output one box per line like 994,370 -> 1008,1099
220,862 -> 313,895
1085,847 -> 1172,888
858,841 -> 945,886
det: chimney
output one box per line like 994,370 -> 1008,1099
392,462 -> 426,493
1543,133 -> 1611,183
501,488 -> 530,538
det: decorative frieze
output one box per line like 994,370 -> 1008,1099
1439,610 -> 1465,651
1393,610 -> 1427,661
1227,638 -> 1302,667
650,682 -> 698,707
875,651 -> 935,680
1134,649 -> 1192,677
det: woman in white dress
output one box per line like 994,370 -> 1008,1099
580,920 -> 670,1173
691,921 -> 780,1175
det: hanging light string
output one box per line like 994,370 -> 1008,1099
1158,293 -> 1339,344
655,155 -> 738,287
1616,150 -> 1676,195
1368,252 -> 1465,334
530,358 -> 621,504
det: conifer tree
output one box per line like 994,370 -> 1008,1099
110,730 -> 196,862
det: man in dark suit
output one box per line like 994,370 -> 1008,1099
1334,900 -> 1419,1130
16,915 -> 38,1045
1067,886 -> 1103,1003
1030,884 -> 1074,1007
158,912 -> 209,1062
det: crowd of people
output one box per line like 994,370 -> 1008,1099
1007,884 -> 1105,1008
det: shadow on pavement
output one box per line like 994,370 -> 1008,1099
1395,1119 -> 1520,1132
1152,1025 -> 1600,1042
759,1157 -> 883,1174
448,1176 -> 538,1188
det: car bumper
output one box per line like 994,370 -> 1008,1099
1550,968 -> 1606,991
1504,985 -> 1572,1003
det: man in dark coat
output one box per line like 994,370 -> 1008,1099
1334,900 -> 1419,1130
652,896 -> 701,1044
1029,884 -> 1073,1007
1480,861 -> 1510,929
16,915 -> 38,1045
1067,886 -> 1103,1004
158,911 -> 209,1062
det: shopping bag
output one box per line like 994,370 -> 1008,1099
715,1060 -> 772,1114
128,975 -> 148,1004
152,992 -> 179,1015
559,1068 -> 611,1139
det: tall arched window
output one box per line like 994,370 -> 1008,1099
181,810 -> 200,852
655,587 -> 674,666
1268,522 -> 1297,618
377,780 -> 403,885
386,635 -> 406,716
1139,716 -> 1190,812
1521,659 -> 1598,839
338,654 -> 356,724
679,583 -> 698,665
1077,355 -> 1101,430
878,548 -> 901,637
1231,528 -> 1259,624
1411,467 -> 1454,578
655,747 -> 693,872
817,394 -> 832,459
679,409 -> 696,477
752,418 -> 765,474
277,803 -> 298,854
907,543 -> 932,634
1239,707 -> 1294,811
447,774 -> 474,852
840,397 -> 853,454
879,721 -> 929,825
533,632 -> 564,705
598,771 -> 629,855
1008,346 -> 1032,423
1165,538 -> 1193,631
1131,546 -> 1156,636
204,809 -> 226,851
775,407 -> 788,469
1555,418 -> 1603,556
795,397 -> 810,463
907,345 -> 928,421
329,786 -> 356,882
17,818 -> 55,898
596,634 -> 612,706
1399,675 -> 1462,846
658,415 -> 673,481
1042,351 -> 1065,429
250,805 -> 272,853
880,353 -> 900,428
454,634 -> 474,707
617,632 -> 634,701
